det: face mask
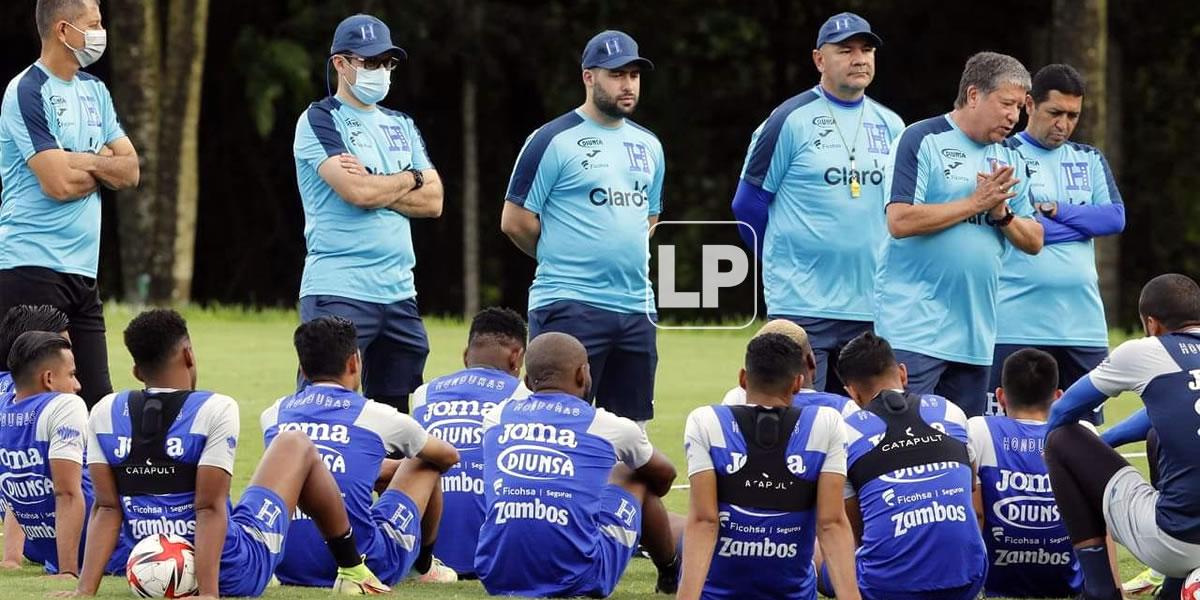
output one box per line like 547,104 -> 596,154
64,22 -> 106,68
346,65 -> 390,105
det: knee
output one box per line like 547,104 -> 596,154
272,430 -> 317,458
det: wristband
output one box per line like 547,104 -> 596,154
987,206 -> 1015,227
406,168 -> 424,192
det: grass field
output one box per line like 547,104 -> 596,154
0,305 -> 1152,599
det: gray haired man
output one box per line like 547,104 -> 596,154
873,51 -> 1044,417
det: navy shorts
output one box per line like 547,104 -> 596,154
300,295 -> 429,409
528,301 -> 657,421
893,349 -> 990,417
770,315 -> 872,394
575,484 -> 642,598
988,344 -> 1108,422
818,562 -> 985,600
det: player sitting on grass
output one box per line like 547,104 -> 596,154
476,332 -> 681,597
1044,274 -> 1200,600
66,309 -> 385,598
262,316 -> 461,588
721,319 -> 859,417
816,332 -> 986,600
409,306 -> 530,578
969,348 -> 1095,598
0,305 -> 71,569
0,332 -> 129,577
678,333 -> 860,600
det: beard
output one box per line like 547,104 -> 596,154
593,85 -> 637,119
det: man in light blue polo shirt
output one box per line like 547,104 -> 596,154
989,64 -> 1125,420
500,30 -> 665,424
0,0 -> 140,409
293,13 -> 444,413
876,52 -> 1044,417
731,12 -> 904,393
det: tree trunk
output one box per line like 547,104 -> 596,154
161,0 -> 209,303
107,0 -> 161,303
461,1 -> 482,317
1051,0 -> 1119,326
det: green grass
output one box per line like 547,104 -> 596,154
0,306 -> 1151,598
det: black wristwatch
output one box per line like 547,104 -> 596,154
987,206 -> 1015,228
406,168 -> 424,192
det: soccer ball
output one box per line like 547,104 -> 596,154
1184,567 -> 1200,600
125,533 -> 198,598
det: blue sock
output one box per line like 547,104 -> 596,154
1076,545 -> 1120,599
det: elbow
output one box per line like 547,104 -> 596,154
887,218 -> 912,239
425,193 -> 444,218
439,446 -> 461,472
817,513 -> 849,535
40,179 -> 76,202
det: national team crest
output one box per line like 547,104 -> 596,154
864,123 -> 891,154
379,125 -> 410,152
623,142 -> 651,174
1061,162 -> 1090,191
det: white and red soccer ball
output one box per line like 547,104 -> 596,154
1183,567 -> 1200,600
125,533 -> 198,598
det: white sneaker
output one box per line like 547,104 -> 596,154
411,557 -> 457,583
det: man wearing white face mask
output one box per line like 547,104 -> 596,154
0,0 -> 140,410
293,14 -> 444,415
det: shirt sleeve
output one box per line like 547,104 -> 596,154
740,111 -> 801,194
1006,150 -> 1036,217
481,398 -> 509,432
683,407 -> 716,476
357,401 -> 429,458
196,394 -> 240,474
409,384 -> 429,413
86,394 -> 117,465
1090,150 -> 1122,207
44,394 -> 88,463
505,130 -> 561,214
887,128 -> 928,205
294,105 -> 346,172
406,119 -> 434,171
1089,337 -> 1178,397
719,387 -> 745,406
816,408 -> 848,475
966,416 -> 988,467
98,83 -> 126,145
648,139 -> 665,216
592,408 -> 654,469
4,78 -> 58,159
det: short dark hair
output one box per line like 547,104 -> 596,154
744,333 -> 804,394
123,309 -> 190,375
468,307 -> 527,348
1001,348 -> 1058,408
836,331 -> 897,385
8,331 -> 72,386
294,316 -> 358,381
0,305 -> 69,370
35,0 -> 94,39
1139,274 -> 1200,330
1030,64 -> 1086,103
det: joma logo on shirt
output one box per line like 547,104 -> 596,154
278,422 -> 351,444
496,422 -> 577,447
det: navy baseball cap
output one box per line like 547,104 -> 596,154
815,12 -> 883,48
331,14 -> 407,59
581,30 -> 654,70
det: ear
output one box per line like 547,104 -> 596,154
524,371 -> 535,391
132,364 -> 145,384
510,347 -> 525,375
897,363 -> 909,388
1053,389 -> 1063,400
1025,94 -> 1035,113
182,346 -> 196,370
805,350 -> 818,379
347,350 -> 361,378
575,362 -> 589,387
812,48 -> 824,73
40,368 -> 53,391
738,368 -> 748,391
582,69 -> 594,87
462,347 -> 469,368
995,387 -> 1007,412
788,373 -> 803,395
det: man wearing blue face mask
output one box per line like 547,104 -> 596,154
293,14 -> 444,414
0,0 -> 140,411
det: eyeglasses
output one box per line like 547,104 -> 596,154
338,54 -> 401,71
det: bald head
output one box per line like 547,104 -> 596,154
524,332 -> 591,396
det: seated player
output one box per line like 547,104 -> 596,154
817,332 -> 986,600
1045,274 -> 1200,600
68,309 -> 387,597
678,333 -> 860,600
0,332 -> 128,576
475,332 -> 681,597
262,316 -> 461,587
720,320 -> 859,418
1101,412 -> 1167,596
969,348 -> 1087,598
409,307 -> 529,578
0,305 -> 71,568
